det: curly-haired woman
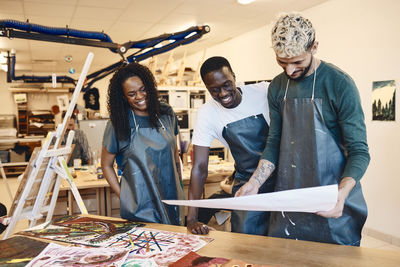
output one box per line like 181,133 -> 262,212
101,63 -> 184,225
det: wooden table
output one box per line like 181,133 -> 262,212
59,170 -> 110,216
16,214 -> 400,267
59,161 -> 234,217
150,224 -> 399,267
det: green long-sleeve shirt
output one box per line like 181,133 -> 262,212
261,61 -> 370,182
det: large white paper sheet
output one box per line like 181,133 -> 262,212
163,185 -> 338,213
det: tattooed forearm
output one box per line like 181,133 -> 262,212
250,159 -> 275,186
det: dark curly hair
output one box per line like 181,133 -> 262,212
200,56 -> 234,80
107,63 -> 160,141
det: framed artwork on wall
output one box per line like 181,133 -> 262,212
372,80 -> 396,121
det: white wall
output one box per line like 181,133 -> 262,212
186,0 -> 400,239
0,72 -> 18,115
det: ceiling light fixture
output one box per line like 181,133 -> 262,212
237,0 -> 255,5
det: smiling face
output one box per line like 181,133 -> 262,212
122,76 -> 148,116
276,41 -> 318,81
202,66 -> 241,108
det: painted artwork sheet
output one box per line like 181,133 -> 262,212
0,236 -> 49,267
17,215 -> 213,266
169,251 -> 277,267
52,215 -> 145,233
122,258 -> 158,267
169,251 -> 229,267
18,225 -> 110,247
18,215 -> 144,247
26,243 -> 129,267
99,227 -> 213,266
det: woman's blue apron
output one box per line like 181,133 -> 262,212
119,112 -> 184,225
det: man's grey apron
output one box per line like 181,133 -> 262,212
119,111 -> 184,225
222,113 -> 275,235
268,67 -> 367,245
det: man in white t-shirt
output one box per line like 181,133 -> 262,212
187,56 -> 275,235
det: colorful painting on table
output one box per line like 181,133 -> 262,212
18,225 -> 107,247
169,251 -> 229,267
18,215 -> 144,246
52,215 -> 145,235
17,216 -> 213,266
0,236 -> 49,267
102,227 -> 213,266
170,251 -> 277,267
26,243 -> 129,267
121,258 -> 158,267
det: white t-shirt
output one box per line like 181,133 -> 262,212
192,82 -> 270,148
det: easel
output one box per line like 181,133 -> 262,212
159,51 -> 174,85
148,56 -> 158,77
188,49 -> 206,86
0,159 -> 14,201
3,53 -> 94,239
175,48 -> 187,86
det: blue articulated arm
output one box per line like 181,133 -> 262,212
0,19 -> 118,53
83,25 -> 210,90
8,52 -> 76,85
0,19 -> 210,87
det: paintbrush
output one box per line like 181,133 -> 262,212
144,233 -> 150,252
128,234 -> 135,251
150,231 -> 162,251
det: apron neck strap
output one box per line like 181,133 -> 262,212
157,115 -> 166,130
132,110 -> 139,131
311,59 -> 317,100
283,58 -> 317,100
131,110 -> 166,131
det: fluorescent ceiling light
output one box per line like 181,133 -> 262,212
237,0 -> 255,5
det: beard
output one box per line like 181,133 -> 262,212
286,56 -> 314,81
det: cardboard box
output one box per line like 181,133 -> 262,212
169,91 -> 188,109
9,150 -> 26,162
0,150 -> 9,163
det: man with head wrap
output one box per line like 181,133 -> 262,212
236,13 -> 370,246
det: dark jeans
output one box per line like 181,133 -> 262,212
0,202 -> 7,234
197,191 -> 232,224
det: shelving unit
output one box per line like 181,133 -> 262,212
0,138 -> 43,176
158,86 -> 227,159
16,103 -> 28,135
9,87 -> 72,137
